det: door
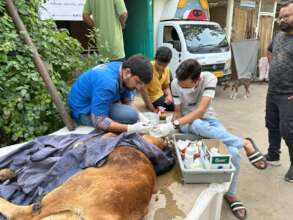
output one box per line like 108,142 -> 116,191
258,15 -> 274,57
124,0 -> 154,59
232,7 -> 257,40
160,25 -> 182,79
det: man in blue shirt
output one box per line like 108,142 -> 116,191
68,54 -> 153,133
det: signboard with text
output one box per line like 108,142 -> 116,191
39,0 -> 84,21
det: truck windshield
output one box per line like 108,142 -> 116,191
180,24 -> 229,53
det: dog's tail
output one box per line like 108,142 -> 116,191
0,197 -> 33,220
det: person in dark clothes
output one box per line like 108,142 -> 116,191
265,1 -> 293,182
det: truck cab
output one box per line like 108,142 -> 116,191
157,20 -> 231,80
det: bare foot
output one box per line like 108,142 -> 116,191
243,139 -> 266,169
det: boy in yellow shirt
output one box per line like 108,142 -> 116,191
141,47 -> 174,112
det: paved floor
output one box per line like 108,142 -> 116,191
213,83 -> 293,220
136,83 -> 292,220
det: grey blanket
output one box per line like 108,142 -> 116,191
0,132 -> 175,214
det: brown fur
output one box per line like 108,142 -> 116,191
0,134 -> 166,220
222,78 -> 251,99
0,169 -> 15,182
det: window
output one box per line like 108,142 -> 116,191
163,26 -> 179,44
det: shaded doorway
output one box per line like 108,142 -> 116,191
124,0 -> 154,59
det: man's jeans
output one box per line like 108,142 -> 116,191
78,103 -> 139,127
180,118 -> 244,196
266,94 -> 293,165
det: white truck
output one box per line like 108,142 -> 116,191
155,0 -> 231,80
39,0 -> 231,81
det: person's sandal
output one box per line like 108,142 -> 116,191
224,196 -> 247,220
245,137 -> 267,170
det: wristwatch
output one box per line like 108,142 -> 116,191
173,120 -> 180,129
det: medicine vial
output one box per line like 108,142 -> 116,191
184,146 -> 194,169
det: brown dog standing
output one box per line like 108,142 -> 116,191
222,78 -> 251,99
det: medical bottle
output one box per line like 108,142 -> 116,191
184,147 -> 194,169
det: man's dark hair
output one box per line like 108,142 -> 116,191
155,47 -> 172,63
176,59 -> 201,81
122,54 -> 152,84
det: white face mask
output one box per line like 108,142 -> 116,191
177,79 -> 200,95
180,86 -> 195,92
179,86 -> 196,97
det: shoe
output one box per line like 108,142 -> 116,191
285,166 -> 293,183
264,153 -> 281,166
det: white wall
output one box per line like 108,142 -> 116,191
153,0 -> 179,49
153,0 -> 168,49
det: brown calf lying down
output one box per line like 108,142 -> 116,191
0,134 -> 167,220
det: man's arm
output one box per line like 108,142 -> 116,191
172,104 -> 182,121
114,0 -> 128,29
140,87 -> 156,112
82,0 -> 94,27
83,13 -> 94,28
119,12 -> 128,29
176,96 -> 211,125
267,51 -> 272,64
106,120 -> 128,132
267,41 -> 273,64
93,115 -> 151,133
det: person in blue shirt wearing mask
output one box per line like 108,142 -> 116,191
68,54 -> 153,134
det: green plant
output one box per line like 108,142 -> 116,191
78,28 -> 109,73
0,0 -> 102,146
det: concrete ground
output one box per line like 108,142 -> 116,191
213,83 -> 293,220
136,83 -> 292,220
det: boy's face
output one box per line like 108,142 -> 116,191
154,60 -> 168,73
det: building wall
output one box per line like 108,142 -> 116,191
210,6 -> 227,28
153,0 -> 179,49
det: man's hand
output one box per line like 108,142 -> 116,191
128,122 -> 152,134
288,95 -> 293,100
82,14 -> 94,28
165,95 -> 173,104
151,122 -> 175,137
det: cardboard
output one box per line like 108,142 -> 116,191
202,139 -> 231,169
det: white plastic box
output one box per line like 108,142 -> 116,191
173,133 -> 235,184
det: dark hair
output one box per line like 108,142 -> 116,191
155,47 -> 172,63
176,59 -> 201,81
122,54 -> 153,84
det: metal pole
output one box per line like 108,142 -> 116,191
5,0 -> 76,131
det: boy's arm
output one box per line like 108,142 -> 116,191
140,87 -> 156,112
162,68 -> 173,104
162,84 -> 173,104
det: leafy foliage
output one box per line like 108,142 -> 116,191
0,0 -> 106,146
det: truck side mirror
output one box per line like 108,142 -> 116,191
173,40 -> 181,52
